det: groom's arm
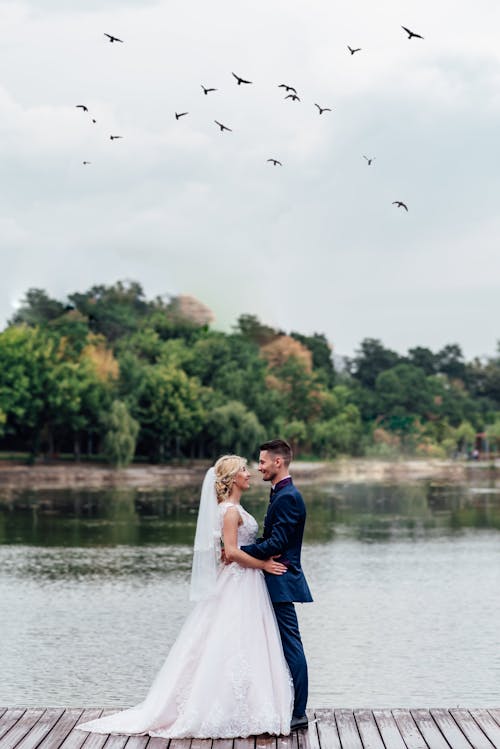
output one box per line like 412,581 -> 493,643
241,494 -> 301,560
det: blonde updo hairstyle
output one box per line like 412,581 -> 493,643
214,454 -> 247,503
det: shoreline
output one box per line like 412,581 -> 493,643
0,457 -> 495,491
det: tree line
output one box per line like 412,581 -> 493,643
0,281 -> 499,465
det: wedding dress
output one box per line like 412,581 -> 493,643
77,501 -> 293,739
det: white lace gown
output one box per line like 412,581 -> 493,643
77,502 -> 293,739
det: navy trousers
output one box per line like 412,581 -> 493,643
273,602 -> 308,717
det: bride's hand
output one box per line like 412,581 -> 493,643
262,557 -> 287,575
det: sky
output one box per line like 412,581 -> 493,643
1,0 -> 499,360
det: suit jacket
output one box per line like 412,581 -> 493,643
241,480 -> 313,603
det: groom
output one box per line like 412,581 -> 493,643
240,439 -> 313,731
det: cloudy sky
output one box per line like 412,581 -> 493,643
1,0 -> 499,359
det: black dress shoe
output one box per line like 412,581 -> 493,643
290,715 -> 309,731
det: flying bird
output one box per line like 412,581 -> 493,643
267,159 -> 282,166
315,104 -> 331,115
393,201 -> 408,211
348,46 -> 362,55
401,26 -> 424,40
285,93 -> 300,101
82,161 -> 91,165
104,33 -> 123,43
363,155 -> 375,165
214,120 -> 232,132
110,135 -> 123,140
92,119 -> 97,124
278,84 -> 297,94
232,72 -> 252,85
201,85 -> 217,95
175,112 -> 189,120
76,105 -> 88,112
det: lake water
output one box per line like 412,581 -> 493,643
1,476 -> 499,708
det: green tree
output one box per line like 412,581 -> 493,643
135,364 -> 205,460
11,288 -> 66,326
235,314 -> 280,345
270,357 -> 319,423
407,346 -> 437,376
0,325 -> 115,459
0,325 -> 58,455
485,418 -> 500,452
69,281 -> 150,342
184,332 -> 274,427
311,404 -> 363,458
272,418 -> 308,455
205,400 -> 265,458
350,338 -> 401,388
290,332 -> 335,386
103,400 -> 139,467
436,343 -> 466,381
375,364 -> 432,419
454,420 -> 476,452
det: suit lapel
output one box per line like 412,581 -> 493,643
263,480 -> 294,537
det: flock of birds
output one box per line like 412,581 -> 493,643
76,26 -> 426,212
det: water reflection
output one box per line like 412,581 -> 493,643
1,480 -> 500,553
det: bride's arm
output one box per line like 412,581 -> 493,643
222,508 -> 287,575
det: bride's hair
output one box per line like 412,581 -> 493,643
214,454 -> 247,503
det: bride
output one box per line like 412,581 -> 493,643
77,455 -> 293,739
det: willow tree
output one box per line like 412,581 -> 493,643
103,400 -> 139,467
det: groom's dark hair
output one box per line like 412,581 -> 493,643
260,439 -> 292,467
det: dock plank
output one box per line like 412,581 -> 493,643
430,710 -> 473,749
78,710 -> 120,749
314,710 -> 341,749
314,709 -> 342,749
488,710 -> 500,729
255,737 -> 276,749
233,738 -> 255,749
79,731 -> 110,749
354,710 -> 385,749
410,709 -> 450,749
145,738 -> 169,749
469,710 -> 500,748
36,708 -> 85,749
277,733 -> 297,749
392,709 -> 427,749
14,708 -> 66,749
123,736 -> 149,749
58,710 -> 104,749
2,708 -> 500,749
335,710 -> 363,749
0,708 -> 45,749
0,709 -> 27,742
450,709 -> 495,749
255,736 -> 276,749
166,740 -> 190,749
372,710 -> 407,749
297,721 -> 320,749
104,734 -> 130,748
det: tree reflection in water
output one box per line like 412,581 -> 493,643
0,479 -> 499,556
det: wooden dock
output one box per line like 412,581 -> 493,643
1,708 -> 500,749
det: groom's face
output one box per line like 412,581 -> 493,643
258,450 -> 279,482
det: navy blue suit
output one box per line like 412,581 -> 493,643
241,478 -> 312,717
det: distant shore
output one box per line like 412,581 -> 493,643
0,457 -> 494,491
